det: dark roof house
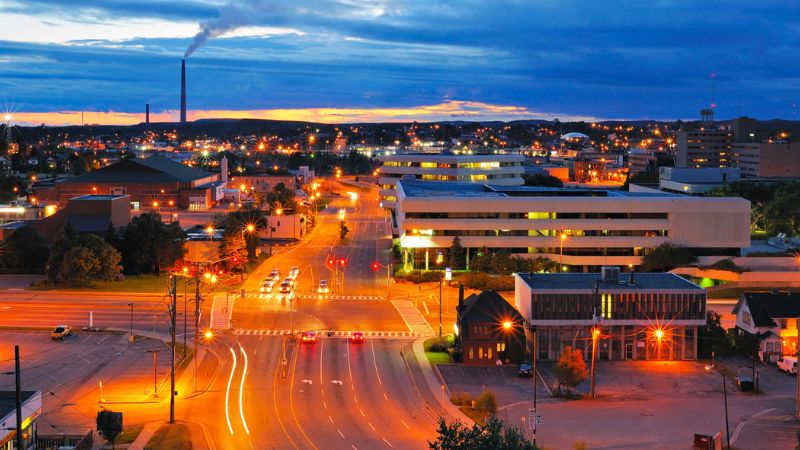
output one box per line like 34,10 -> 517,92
456,289 -> 526,365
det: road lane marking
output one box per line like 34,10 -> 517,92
359,408 -> 365,417
225,347 -> 237,435
329,415 -> 334,424
323,401 -> 327,410
368,422 -> 376,431
370,339 -> 382,385
382,437 -> 393,448
272,337 -> 300,450
337,428 -> 345,439
238,346 -> 250,435
383,393 -> 388,400
400,420 -> 410,429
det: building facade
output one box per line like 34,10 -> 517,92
395,180 -> 750,271
731,142 -> 800,178
733,292 -> 800,363
378,153 -> 524,209
514,270 -> 706,361
456,290 -> 526,366
0,390 -> 41,450
676,129 -> 733,168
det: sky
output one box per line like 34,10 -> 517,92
1,0 -> 799,125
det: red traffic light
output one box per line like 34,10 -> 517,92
339,258 -> 347,268
327,257 -> 334,266
371,261 -> 380,272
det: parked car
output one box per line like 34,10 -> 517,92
317,280 -> 329,294
518,363 -> 533,378
51,325 -> 72,341
279,280 -> 293,294
778,356 -> 798,375
735,375 -> 754,392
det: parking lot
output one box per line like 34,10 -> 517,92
440,357 -> 800,449
0,330 -> 173,435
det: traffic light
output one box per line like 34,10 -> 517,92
339,258 -> 347,268
327,256 -> 335,266
371,261 -> 380,272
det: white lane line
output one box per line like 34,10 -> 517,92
400,420 -> 410,429
328,415 -> 334,424
368,422 -> 376,431
323,401 -> 327,410
382,438 -> 393,448
337,428 -> 345,439
352,446 -> 358,450
383,393 -> 388,401
239,346 -> 251,435
225,347 -> 238,435
370,339 -> 382,385
359,408 -> 365,417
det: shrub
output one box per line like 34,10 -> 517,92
450,391 -> 472,406
555,346 -> 588,394
456,272 -> 514,291
474,390 -> 498,415
425,337 -> 450,353
395,270 -> 443,283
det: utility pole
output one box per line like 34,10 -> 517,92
169,275 -> 177,423
438,278 -> 443,337
128,302 -> 134,342
589,279 -> 599,399
15,345 -> 23,450
531,325 -> 538,446
194,263 -> 201,392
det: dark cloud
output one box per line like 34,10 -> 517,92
1,0 -> 799,119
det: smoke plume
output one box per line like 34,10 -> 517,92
184,1 -> 278,58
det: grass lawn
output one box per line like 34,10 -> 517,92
424,336 -> 452,365
425,351 -> 451,365
117,423 -> 144,445
144,423 -> 192,450
31,274 -> 171,293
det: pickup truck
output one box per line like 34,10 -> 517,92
777,356 -> 797,375
51,325 -> 72,341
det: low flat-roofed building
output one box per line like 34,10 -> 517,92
395,179 -> 750,271
657,167 -> 741,195
0,390 -> 41,449
732,141 -> 800,178
378,152 -> 524,209
514,269 -> 705,361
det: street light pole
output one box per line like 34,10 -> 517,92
438,278 -> 443,337
722,372 -> 731,450
193,263 -> 200,393
169,275 -> 177,424
128,302 -> 134,342
147,348 -> 160,397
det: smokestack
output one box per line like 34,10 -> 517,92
180,59 -> 187,126
145,103 -> 150,125
458,284 -> 465,310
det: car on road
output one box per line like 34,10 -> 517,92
51,325 -> 72,341
518,363 -> 533,378
317,280 -> 329,294
778,356 -> 797,375
260,279 -> 275,293
289,266 -> 300,279
269,269 -> 281,281
350,331 -> 364,343
279,280 -> 293,294
301,331 -> 316,343
735,375 -> 754,391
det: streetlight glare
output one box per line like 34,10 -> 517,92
502,321 -> 512,330
205,225 -> 214,234
204,330 -> 214,340
3,114 -> 11,121
655,328 -> 664,339
246,224 -> 255,232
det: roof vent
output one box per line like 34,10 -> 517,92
601,266 -> 620,282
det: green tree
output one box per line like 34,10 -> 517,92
0,225 -> 49,272
46,223 -> 76,282
764,182 -> 800,236
219,208 -> 266,258
707,181 -> 779,231
474,390 -> 498,415
640,243 -> 697,272
122,212 -> 186,274
448,236 -> 466,269
96,410 -> 123,450
58,246 -> 99,287
339,220 -> 349,241
428,416 -> 536,450
265,182 -> 297,212
555,346 -> 588,394
698,311 -> 728,358
219,231 -> 249,272
523,173 -> 563,188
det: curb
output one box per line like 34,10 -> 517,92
410,338 -> 473,424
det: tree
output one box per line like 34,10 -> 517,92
554,346 -> 587,394
523,173 -> 563,188
121,212 -> 186,274
764,182 -> 800,236
429,416 -> 536,450
448,236 -> 466,269
58,246 -> 99,287
220,231 -> 249,272
640,243 -> 697,272
698,311 -> 728,359
339,220 -> 349,241
474,390 -> 498,415
96,410 -> 123,450
265,182 -> 297,212
0,225 -> 49,272
219,208 -> 266,258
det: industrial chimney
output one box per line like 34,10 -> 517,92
145,103 -> 150,125
180,59 -> 187,126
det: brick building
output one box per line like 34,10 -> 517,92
33,156 -> 222,211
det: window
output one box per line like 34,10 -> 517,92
469,347 -> 474,360
742,311 -> 752,326
478,347 -> 484,359
487,347 -> 493,359
497,342 -> 506,352
780,319 -> 787,329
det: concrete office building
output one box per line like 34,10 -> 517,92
514,270 -> 706,361
676,128 -> 733,168
732,142 -> 800,178
395,180 -> 750,271
378,153 -> 524,209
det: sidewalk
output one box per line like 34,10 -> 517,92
409,339 -> 473,424
126,422 -> 161,450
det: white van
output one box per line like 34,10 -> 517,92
777,356 -> 797,375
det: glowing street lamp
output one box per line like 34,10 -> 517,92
502,321 -> 512,331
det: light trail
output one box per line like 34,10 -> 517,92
239,346 -> 251,435
225,347 -> 238,435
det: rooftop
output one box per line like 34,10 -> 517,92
517,272 -> 704,291
736,292 -> 800,327
398,179 -> 675,199
0,390 -> 38,418
64,155 -> 213,185
71,194 -> 128,201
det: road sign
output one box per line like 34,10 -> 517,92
528,408 -> 541,431
445,267 -> 452,281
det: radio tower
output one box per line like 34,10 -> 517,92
710,72 -> 717,110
